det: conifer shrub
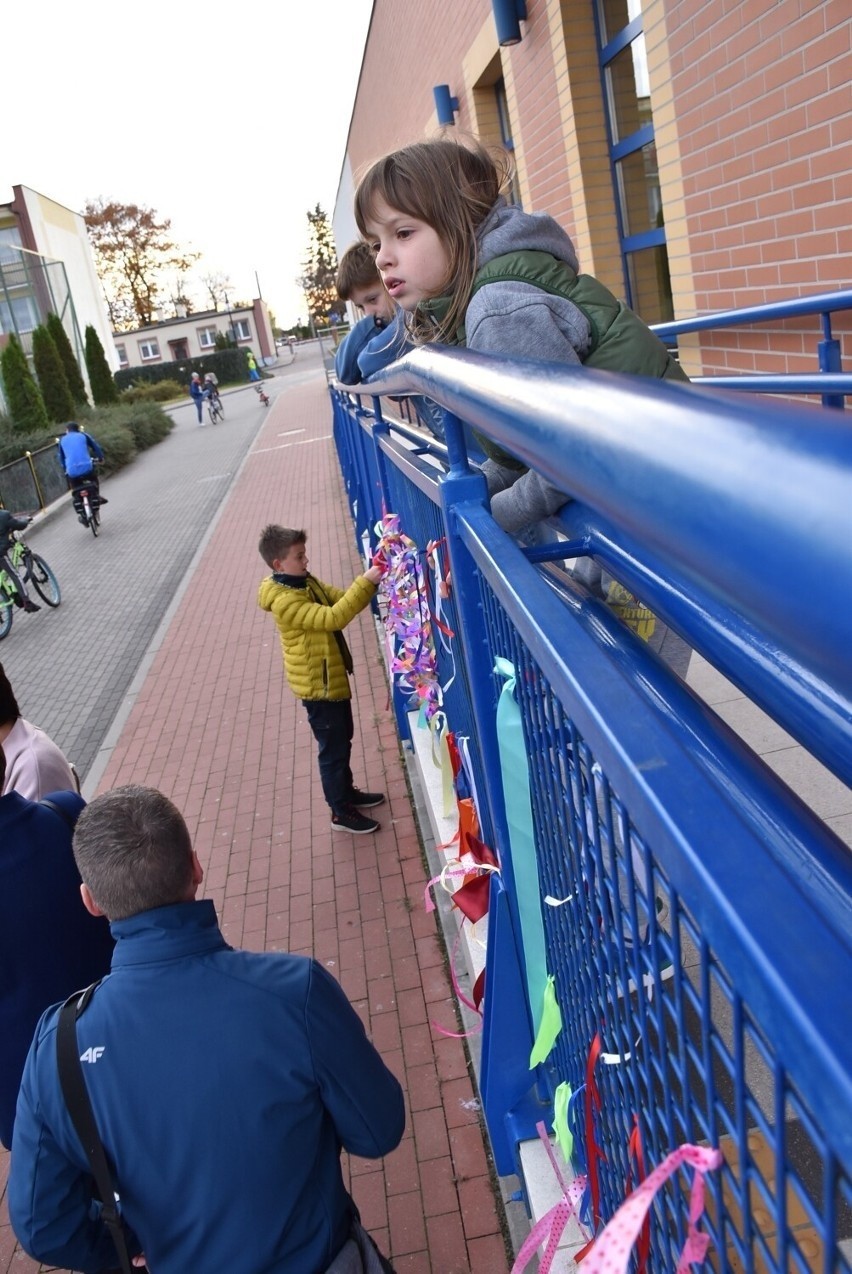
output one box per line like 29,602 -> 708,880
32,325 -> 76,422
0,333 -> 50,433
46,312 -> 89,406
84,325 -> 119,404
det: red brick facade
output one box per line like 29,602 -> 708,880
339,0 -> 851,376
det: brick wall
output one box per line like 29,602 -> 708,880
667,0 -> 851,367
342,0 -> 851,376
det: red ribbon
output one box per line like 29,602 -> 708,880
626,1115 -> 650,1274
575,1033 -> 608,1262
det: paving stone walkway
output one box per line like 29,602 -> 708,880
0,357 -> 510,1273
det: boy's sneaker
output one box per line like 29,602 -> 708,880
331,806 -> 380,835
348,787 -> 385,809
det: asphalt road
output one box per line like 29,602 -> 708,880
1,345 -> 328,785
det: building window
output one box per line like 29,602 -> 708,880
232,318 -> 251,341
0,293 -> 40,335
595,0 -> 673,323
139,339 -> 161,361
116,344 -> 129,367
495,80 -> 522,206
198,325 -> 218,348
0,226 -> 24,266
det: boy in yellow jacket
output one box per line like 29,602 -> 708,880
258,525 -> 386,834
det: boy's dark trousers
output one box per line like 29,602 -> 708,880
303,699 -> 354,814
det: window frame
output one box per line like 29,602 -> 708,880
138,339 -> 161,362
594,2 -> 671,318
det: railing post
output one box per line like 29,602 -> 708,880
369,395 -> 392,523
437,432 -> 543,1168
25,452 -> 47,512
818,314 -> 844,409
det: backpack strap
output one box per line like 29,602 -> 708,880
57,985 -> 136,1274
39,797 -> 78,830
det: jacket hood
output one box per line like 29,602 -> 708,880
258,575 -> 282,612
475,198 -> 580,274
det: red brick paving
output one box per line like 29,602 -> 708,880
0,372 -> 510,1272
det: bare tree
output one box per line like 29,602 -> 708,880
84,199 -> 199,330
201,271 -> 234,312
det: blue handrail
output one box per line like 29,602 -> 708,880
341,348 -> 852,787
652,288 -> 852,338
651,287 -> 851,408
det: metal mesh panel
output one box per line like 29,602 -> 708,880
479,574 -> 852,1272
0,443 -> 69,513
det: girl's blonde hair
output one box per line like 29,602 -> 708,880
354,137 -> 512,343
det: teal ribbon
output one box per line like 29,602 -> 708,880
494,657 -> 550,1039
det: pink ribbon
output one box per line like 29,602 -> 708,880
510,1122 -> 590,1274
580,1143 -> 722,1274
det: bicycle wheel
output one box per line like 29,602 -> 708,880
90,504 -> 100,536
215,398 -> 225,420
0,600 -> 12,640
27,553 -> 61,606
207,401 -> 218,424
81,491 -> 99,536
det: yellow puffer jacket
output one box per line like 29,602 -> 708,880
257,572 -> 377,701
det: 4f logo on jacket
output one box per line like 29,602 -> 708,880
80,1047 -> 105,1063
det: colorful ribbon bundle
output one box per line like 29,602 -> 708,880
373,513 -> 443,719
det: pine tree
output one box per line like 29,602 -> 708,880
46,312 -> 89,406
0,332 -> 50,433
298,205 -> 339,327
32,325 -> 76,423
84,325 -> 119,405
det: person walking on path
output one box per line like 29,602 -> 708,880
9,785 -> 404,1273
247,350 -> 261,382
189,371 -> 205,424
257,525 -> 387,835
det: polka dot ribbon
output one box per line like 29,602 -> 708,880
580,1142 -> 723,1274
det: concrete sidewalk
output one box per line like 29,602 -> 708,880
0,367 -> 511,1273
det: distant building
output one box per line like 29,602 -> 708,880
0,185 -> 115,406
113,299 -> 276,373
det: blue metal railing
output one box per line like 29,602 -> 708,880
652,288 -> 852,409
331,349 -> 852,1272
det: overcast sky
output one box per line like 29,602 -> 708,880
3,0 -> 373,327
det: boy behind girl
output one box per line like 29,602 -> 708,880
334,242 -> 446,441
334,241 -> 398,385
258,525 -> 386,835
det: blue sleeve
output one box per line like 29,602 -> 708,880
9,1014 -> 128,1273
84,434 -> 104,461
57,440 -> 68,472
334,316 -> 385,384
305,961 -> 405,1158
358,314 -> 409,381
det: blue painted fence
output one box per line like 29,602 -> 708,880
330,343 -> 852,1273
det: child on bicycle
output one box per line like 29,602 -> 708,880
57,422 -> 106,526
0,512 -> 40,613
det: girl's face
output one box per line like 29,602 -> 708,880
363,197 -> 451,311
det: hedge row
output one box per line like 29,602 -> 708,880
115,348 -> 249,391
0,401 -> 173,472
